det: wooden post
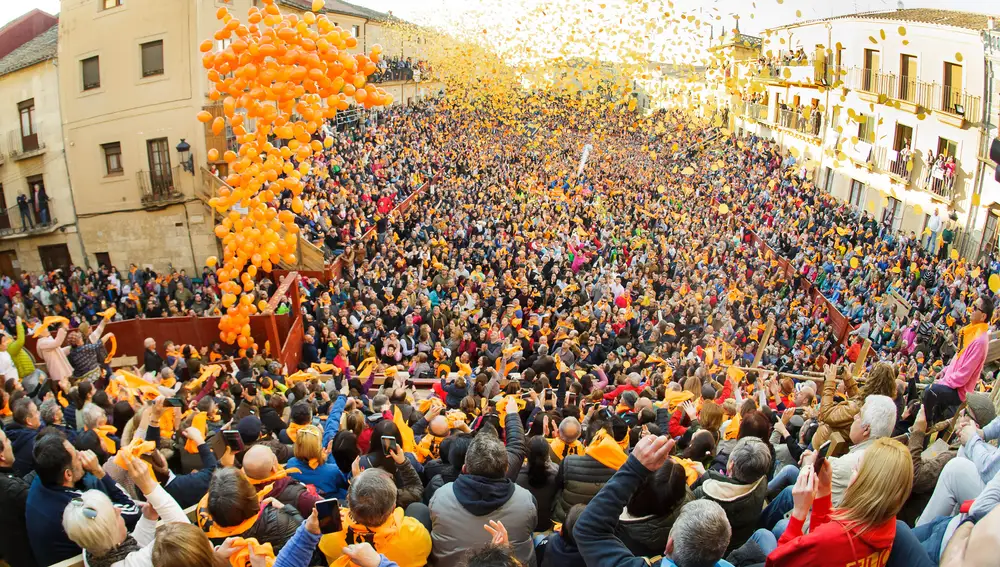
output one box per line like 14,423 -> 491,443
853,339 -> 871,377
752,319 -> 775,368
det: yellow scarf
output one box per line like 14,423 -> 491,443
493,396 -> 527,427
724,413 -> 742,440
958,322 -> 990,357
113,438 -> 157,483
547,437 -> 584,461
91,425 -> 118,455
416,434 -> 446,464
227,538 -> 275,567
286,421 -> 309,445
585,430 -> 627,470
319,508 -> 429,567
392,406 -> 417,453
57,392 -> 69,408
659,390 -> 693,413
672,456 -> 702,486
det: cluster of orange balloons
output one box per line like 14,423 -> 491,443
196,0 -> 393,352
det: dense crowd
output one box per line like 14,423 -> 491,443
2,94 -> 1000,567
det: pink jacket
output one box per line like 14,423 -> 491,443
36,327 -> 72,383
938,330 -> 988,401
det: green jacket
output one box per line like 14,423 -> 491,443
7,323 -> 35,377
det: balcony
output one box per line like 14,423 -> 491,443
843,67 -> 982,123
743,102 -> 771,123
6,130 -> 46,161
0,203 -> 57,238
871,146 -> 915,184
776,108 -> 823,138
138,166 -> 184,207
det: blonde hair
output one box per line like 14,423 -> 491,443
861,362 -> 897,400
151,523 -> 216,567
683,376 -> 701,399
833,437 -> 913,533
62,490 -> 120,554
293,425 -> 323,463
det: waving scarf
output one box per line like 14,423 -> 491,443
244,463 -> 301,486
91,425 -> 118,455
227,538 -> 276,567
185,412 -> 208,454
585,430 -> 627,470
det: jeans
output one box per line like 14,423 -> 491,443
19,208 -> 33,228
760,486 -> 795,531
40,207 -> 49,225
925,231 -> 939,254
917,457 -> 985,526
922,383 -> 962,425
768,465 -> 799,495
912,515 -> 953,563
750,528 -> 778,556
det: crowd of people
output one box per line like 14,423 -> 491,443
2,91 -> 1000,567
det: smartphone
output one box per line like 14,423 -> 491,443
165,397 -> 184,408
380,435 -> 398,456
568,392 -> 578,405
813,440 -> 832,474
223,430 -> 245,453
314,498 -> 343,534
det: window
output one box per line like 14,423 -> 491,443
102,142 -> 123,175
141,40 -> 164,77
937,137 -> 958,160
899,54 -> 917,102
943,62 -> 963,113
858,113 -> 876,144
103,0 -> 122,9
82,56 -> 100,90
18,99 -> 38,152
882,197 -> 902,232
217,38 -> 231,51
863,49 -> 880,92
823,167 -> 835,193
352,25 -> 360,38
95,252 -> 112,268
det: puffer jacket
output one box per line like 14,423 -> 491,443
206,504 -> 304,552
693,471 -> 768,554
257,476 -> 323,519
0,468 -> 36,567
811,372 -> 860,452
551,454 -> 617,523
614,489 -> 693,557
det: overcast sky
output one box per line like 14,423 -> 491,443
4,0 -> 998,42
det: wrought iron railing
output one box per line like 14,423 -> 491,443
0,203 -> 56,236
843,68 -> 982,122
776,108 -> 822,137
138,166 -> 182,205
7,129 -> 45,160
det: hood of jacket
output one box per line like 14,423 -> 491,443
453,474 -> 516,516
5,421 -> 38,449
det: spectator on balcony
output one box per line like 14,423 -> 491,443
30,184 -> 49,226
16,194 -> 33,230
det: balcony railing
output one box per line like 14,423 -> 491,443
776,108 -> 823,137
916,160 -> 959,200
843,67 -> 982,122
871,146 -> 915,184
138,166 -> 183,205
7,129 -> 45,161
369,67 -> 414,83
0,203 -> 57,237
745,102 -> 770,123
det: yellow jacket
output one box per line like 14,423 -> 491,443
319,507 -> 431,567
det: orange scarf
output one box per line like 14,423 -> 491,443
227,538 -> 275,567
197,482 -> 274,539
245,464 -> 301,486
548,437 -> 584,461
91,425 -> 118,455
585,430 -> 627,470
113,438 -> 158,483
57,392 -> 69,408
185,412 -> 208,453
286,421 -> 308,444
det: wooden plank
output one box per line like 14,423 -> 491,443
262,271 -> 299,315
853,339 -> 871,377
751,319 -> 775,368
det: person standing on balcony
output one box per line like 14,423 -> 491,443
30,183 -> 48,226
926,208 -> 942,254
16,194 -> 33,229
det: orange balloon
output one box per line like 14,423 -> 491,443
197,111 -> 213,123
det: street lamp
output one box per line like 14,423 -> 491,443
176,139 -> 194,173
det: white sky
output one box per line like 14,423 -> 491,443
4,0 -> 998,32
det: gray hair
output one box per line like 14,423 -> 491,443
668,499 -> 731,567
621,390 -> 638,408
537,345 -> 548,356
727,437 -> 771,484
859,394 -> 897,439
143,337 -> 155,349
627,372 -> 642,387
558,417 -> 581,442
348,469 -> 397,527
80,403 -> 106,430
371,394 -> 389,413
39,399 -> 61,425
465,429 -> 508,478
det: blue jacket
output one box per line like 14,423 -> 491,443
575,455 -> 735,567
5,422 -> 39,477
147,425 -> 219,509
287,457 -> 348,499
26,473 -> 142,566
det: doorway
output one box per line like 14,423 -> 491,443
0,184 -> 9,231
0,250 -> 18,279
146,138 -> 174,196
39,244 -> 72,273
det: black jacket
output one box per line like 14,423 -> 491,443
614,489 -> 693,557
0,468 -> 37,567
540,533 -> 586,567
692,471 -> 767,553
552,453 -> 616,523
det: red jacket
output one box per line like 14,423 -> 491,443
766,495 -> 896,567
602,383 -> 642,401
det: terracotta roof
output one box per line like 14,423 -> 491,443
0,22 -> 57,79
771,8 -> 998,32
278,0 -> 393,22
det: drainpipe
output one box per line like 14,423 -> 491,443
964,43 -> 992,259
818,23 -> 833,189
52,57 -> 91,269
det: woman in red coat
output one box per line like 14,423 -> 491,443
765,437 -> 913,567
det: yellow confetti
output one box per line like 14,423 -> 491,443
991,274 -> 1000,293
718,203 -> 730,214
898,26 -> 906,36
